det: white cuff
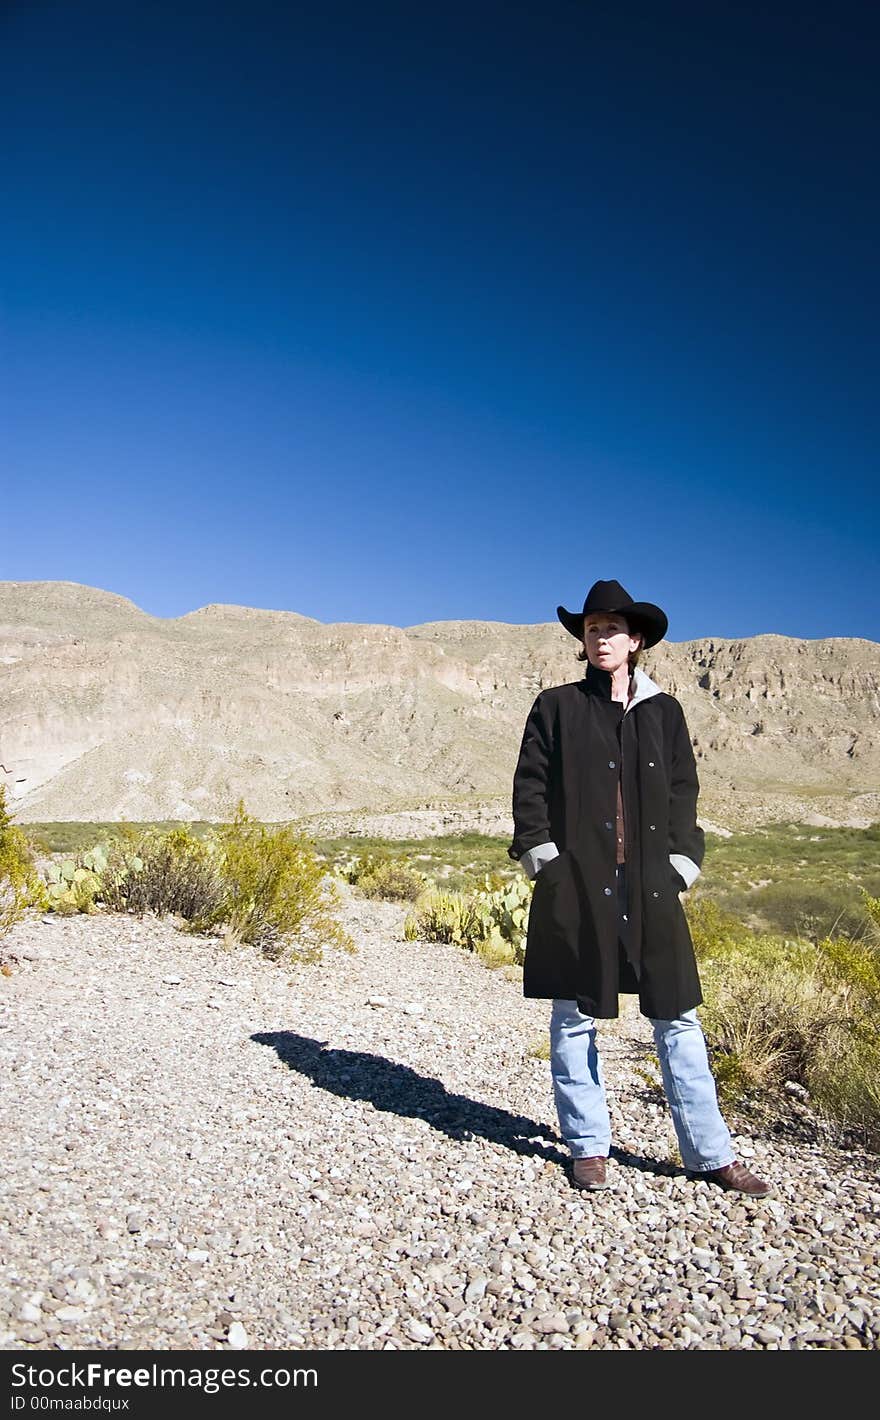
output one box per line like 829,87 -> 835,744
519,842 -> 560,880
669,853 -> 701,889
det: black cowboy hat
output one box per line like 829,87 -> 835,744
557,579 -> 668,649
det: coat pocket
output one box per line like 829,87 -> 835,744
536,849 -> 568,884
525,850 -> 581,995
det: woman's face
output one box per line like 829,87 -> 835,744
582,612 -> 643,674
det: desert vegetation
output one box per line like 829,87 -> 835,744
318,831 -> 513,894
402,874 -> 532,970
4,807 -> 879,1146
695,822 -> 880,941
0,788 -> 46,941
338,850 -> 426,902
24,819 -> 217,855
27,819 -> 878,940
687,893 -> 880,1146
334,827 -> 880,1149
5,799 -> 352,964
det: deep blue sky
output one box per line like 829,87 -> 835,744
2,0 -> 878,640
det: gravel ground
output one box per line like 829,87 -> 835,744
1,885 -> 878,1352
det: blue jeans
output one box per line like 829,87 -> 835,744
550,999 -> 736,1171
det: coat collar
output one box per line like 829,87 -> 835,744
583,661 -> 663,712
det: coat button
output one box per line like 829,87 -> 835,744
652,890 -> 660,898
608,759 -> 616,768
604,886 -> 613,896
649,824 -> 656,831
648,761 -> 655,767
604,820 -> 613,830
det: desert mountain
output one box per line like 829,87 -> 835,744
1,580 -> 878,835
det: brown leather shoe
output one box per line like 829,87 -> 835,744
571,1156 -> 610,1191
695,1160 -> 772,1197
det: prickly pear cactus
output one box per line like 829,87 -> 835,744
403,873 -> 532,965
43,849 -> 107,914
472,873 -> 533,964
82,845 -> 109,875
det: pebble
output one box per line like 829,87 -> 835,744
534,1312 -> 570,1334
227,1321 -> 249,1349
404,1319 -> 434,1344
16,1326 -> 47,1344
54,1306 -> 88,1322
510,1330 -> 535,1348
1,899 -> 877,1353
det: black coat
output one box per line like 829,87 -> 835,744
508,661 -> 705,1020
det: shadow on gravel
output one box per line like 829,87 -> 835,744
608,1146 -> 682,1179
253,1031 -> 573,1167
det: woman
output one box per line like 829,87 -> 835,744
508,579 -> 770,1197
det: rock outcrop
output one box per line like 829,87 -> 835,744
1,581 -> 878,831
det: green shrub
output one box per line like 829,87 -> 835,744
338,851 -> 390,887
99,827 -> 224,921
697,934 -> 825,1096
748,880 -> 867,942
190,801 -> 353,962
807,933 -> 880,1140
686,896 -> 754,964
347,852 -> 425,902
335,852 -> 360,883
862,888 -> 880,945
88,804 -> 353,965
689,891 -> 880,1147
404,887 -> 492,951
0,787 -> 47,936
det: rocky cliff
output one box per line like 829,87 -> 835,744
1,581 -> 878,833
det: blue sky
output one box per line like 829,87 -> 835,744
2,0 -> 877,640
